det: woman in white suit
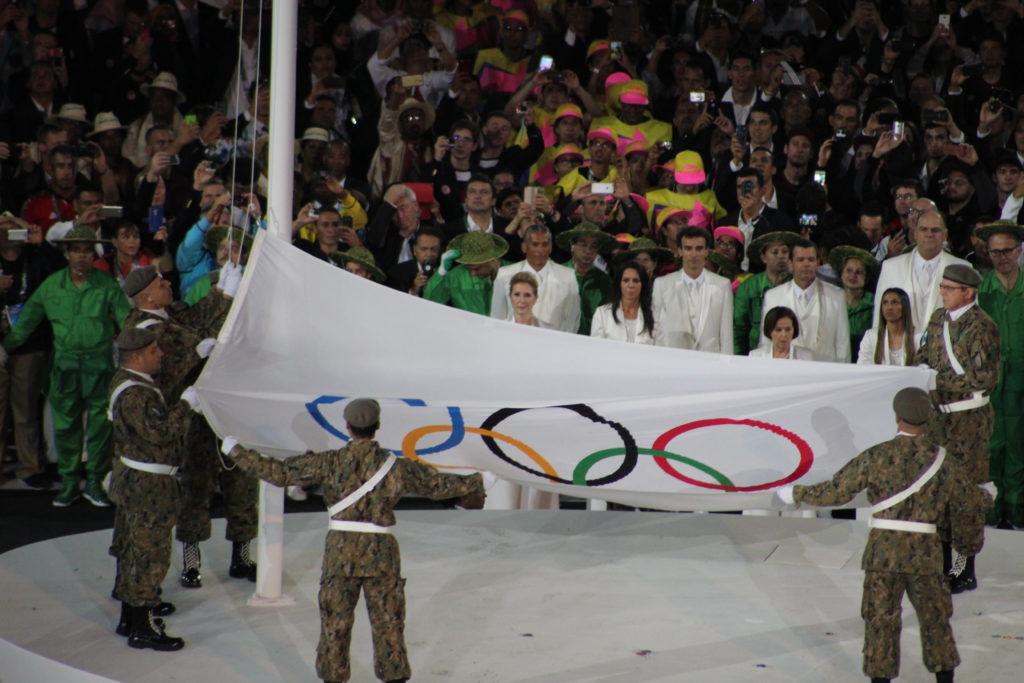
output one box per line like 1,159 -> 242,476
590,260 -> 655,344
748,306 -> 814,359
857,287 -> 921,365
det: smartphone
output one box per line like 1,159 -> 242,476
6,229 -> 28,242
523,186 -> 540,204
610,41 -> 622,60
166,154 -> 181,166
962,63 -> 984,77
99,205 -> 123,219
739,180 -> 754,197
876,112 -> 897,125
838,56 -> 851,73
834,128 -> 847,139
799,214 -> 818,227
309,200 -> 321,218
988,100 -> 1003,114
538,55 -> 554,72
813,170 -> 827,185
592,182 -> 615,195
938,14 -> 950,29
322,75 -> 345,89
891,121 -> 905,137
689,91 -> 705,103
736,125 -> 748,146
148,206 -> 164,234
183,114 -> 197,125
340,215 -> 353,228
922,108 -> 949,123
401,74 -> 424,88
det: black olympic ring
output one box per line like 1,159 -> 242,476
479,404 -> 638,486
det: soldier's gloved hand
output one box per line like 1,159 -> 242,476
481,471 -> 499,490
438,249 -> 461,276
219,261 -> 243,297
196,337 -> 217,358
180,386 -> 202,413
774,485 -> 796,506
220,436 -> 240,456
979,481 -> 997,499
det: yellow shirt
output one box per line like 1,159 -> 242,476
644,187 -> 727,225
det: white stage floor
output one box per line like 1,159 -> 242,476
2,511 -> 1023,683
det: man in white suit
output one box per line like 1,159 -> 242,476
653,227 -> 734,353
490,224 -> 581,332
872,210 -> 969,332
761,238 -> 850,362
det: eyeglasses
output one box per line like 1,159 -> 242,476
502,23 -> 527,32
988,246 -> 1020,257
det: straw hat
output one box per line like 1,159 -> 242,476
301,127 -> 330,144
748,231 -> 799,261
48,103 -> 90,126
141,71 -> 186,103
54,225 -> 108,244
449,231 -> 508,264
330,247 -> 385,281
974,219 -> 1024,243
828,245 -> 879,281
707,251 -> 739,280
397,98 -> 436,129
86,112 -> 127,138
556,221 -> 617,253
614,237 -> 673,264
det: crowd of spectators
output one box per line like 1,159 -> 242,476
0,2 -> 1023,518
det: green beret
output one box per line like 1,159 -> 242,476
942,264 -> 981,288
344,398 -> 381,429
121,265 -> 160,298
893,387 -> 932,426
116,326 -> 158,352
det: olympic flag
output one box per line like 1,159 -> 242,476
194,232 -> 935,511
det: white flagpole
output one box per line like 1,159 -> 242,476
250,0 -> 296,606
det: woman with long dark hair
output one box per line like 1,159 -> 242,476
590,260 -> 655,344
857,287 -> 921,366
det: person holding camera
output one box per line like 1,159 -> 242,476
122,72 -> 186,169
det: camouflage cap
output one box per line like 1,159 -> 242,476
942,263 -> 981,288
116,326 -> 158,352
122,265 -> 160,298
893,387 -> 932,426
344,398 -> 381,429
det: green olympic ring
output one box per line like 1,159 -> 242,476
573,447 -> 735,487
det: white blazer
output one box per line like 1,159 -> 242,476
748,344 -> 814,360
760,279 -> 850,362
856,326 -> 923,365
490,260 -> 581,333
872,250 -> 969,332
652,270 -> 734,353
590,304 -> 655,344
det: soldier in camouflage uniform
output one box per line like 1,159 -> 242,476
107,326 -> 200,651
222,398 -> 489,683
119,263 -> 258,588
919,264 -> 1000,592
778,388 -> 991,683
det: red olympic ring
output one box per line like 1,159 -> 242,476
651,418 -> 813,492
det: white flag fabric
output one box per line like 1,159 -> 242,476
194,233 -> 936,511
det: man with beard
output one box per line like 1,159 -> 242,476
935,158 -> 998,259
775,128 -> 814,205
424,231 -> 509,315
368,81 -> 435,199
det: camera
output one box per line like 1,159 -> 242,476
813,170 -> 827,185
689,91 -> 705,103
962,63 -> 984,77
233,193 -> 250,208
309,200 -> 322,218
736,125 -> 748,146
922,108 -> 949,123
834,128 -> 847,139
515,103 -> 529,116
99,206 -> 124,219
341,216 -> 353,228
547,70 -> 566,82
739,180 -> 754,196
891,121 -> 904,137
166,154 -> 181,166
73,142 -> 95,158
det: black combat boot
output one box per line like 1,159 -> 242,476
115,601 -> 132,636
152,601 -> 176,616
950,556 -> 977,594
870,678 -> 890,683
180,542 -> 202,588
229,540 -> 257,582
126,605 -> 184,651
935,671 -> 954,682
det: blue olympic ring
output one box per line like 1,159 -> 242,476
305,396 -> 466,456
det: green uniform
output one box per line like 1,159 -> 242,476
847,291 -> 874,364
3,268 -> 130,486
794,434 -> 989,680
230,440 -> 484,683
733,271 -> 790,355
423,260 -> 508,316
564,260 -> 612,335
107,367 -> 193,606
920,306 -> 1001,484
978,270 -> 1024,526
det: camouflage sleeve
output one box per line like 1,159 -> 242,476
793,450 -> 872,507
229,447 -> 327,487
936,317 -> 1001,395
115,387 -> 192,449
396,459 -> 484,501
174,289 -> 230,338
949,466 -> 992,557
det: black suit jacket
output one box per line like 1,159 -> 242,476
721,205 -> 799,272
386,259 -> 423,295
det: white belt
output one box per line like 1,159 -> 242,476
869,518 -> 937,534
939,392 -> 989,413
120,456 -> 178,476
328,520 -> 392,534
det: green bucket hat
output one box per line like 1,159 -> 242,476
329,247 -> 385,282
829,245 -> 879,281
614,236 -> 674,264
707,251 -> 739,280
748,230 -> 799,263
55,225 -> 108,244
555,221 -> 617,253
449,231 -> 508,264
974,219 -> 1024,243
204,225 -> 253,253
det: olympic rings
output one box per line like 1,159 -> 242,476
573,447 -> 735,488
306,396 -> 466,456
651,418 -> 813,492
403,425 -> 561,480
480,405 -> 638,486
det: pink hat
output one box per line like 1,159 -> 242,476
629,193 -> 650,216
554,103 -> 583,121
655,207 -> 689,233
619,80 -> 649,106
587,127 -> 617,145
688,201 -> 713,230
673,150 -> 706,185
604,72 -> 631,91
714,225 -> 744,245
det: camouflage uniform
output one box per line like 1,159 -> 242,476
919,305 -> 1001,483
230,440 -> 485,683
794,434 -> 990,679
107,367 -> 193,606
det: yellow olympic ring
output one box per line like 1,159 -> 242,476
402,425 -> 561,481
